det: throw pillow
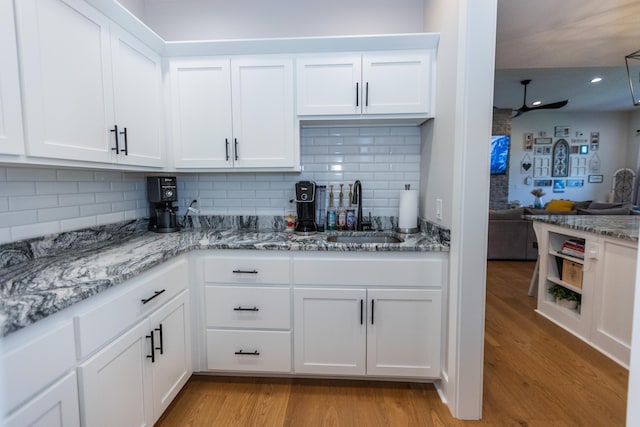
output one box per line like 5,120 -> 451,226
545,199 -> 574,211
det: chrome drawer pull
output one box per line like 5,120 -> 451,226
233,306 -> 259,311
141,289 -> 166,305
232,269 -> 258,274
234,350 -> 260,356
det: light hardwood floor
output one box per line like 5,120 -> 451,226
156,261 -> 628,426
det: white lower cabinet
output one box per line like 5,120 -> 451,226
293,287 -> 441,378
78,290 -> 191,426
4,371 -> 80,427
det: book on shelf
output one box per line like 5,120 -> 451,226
561,238 -> 585,259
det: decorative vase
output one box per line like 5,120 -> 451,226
533,197 -> 544,209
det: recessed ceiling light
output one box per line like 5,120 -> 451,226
532,101 -> 542,106
591,77 -> 603,83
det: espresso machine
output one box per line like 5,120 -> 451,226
147,176 -> 180,233
294,181 -> 317,235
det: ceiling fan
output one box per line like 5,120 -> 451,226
511,79 -> 568,117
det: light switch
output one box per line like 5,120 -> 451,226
436,198 -> 443,220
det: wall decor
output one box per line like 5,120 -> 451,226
579,145 -> 589,155
588,174 -> 603,183
575,131 -> 584,137
534,157 -> 550,177
520,154 -> 532,174
570,146 -> 579,154
553,179 -> 565,193
567,179 -> 584,188
539,131 -> 547,137
589,153 -> 601,173
590,131 -> 600,151
534,179 -> 553,187
570,157 -> 587,176
552,139 -> 569,177
523,133 -> 533,151
535,146 -> 551,155
535,137 -> 552,144
524,175 -> 532,185
554,126 -> 570,137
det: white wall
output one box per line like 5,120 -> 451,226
128,0 -> 424,41
508,111 -> 631,206
424,0 -> 497,420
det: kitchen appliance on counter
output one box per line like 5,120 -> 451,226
294,181 -> 317,235
147,176 -> 180,233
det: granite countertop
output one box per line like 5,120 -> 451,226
527,214 -> 640,242
0,219 -> 449,337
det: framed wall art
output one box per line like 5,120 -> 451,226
534,137 -> 552,145
554,126 -> 570,137
534,179 -> 552,187
590,131 -> 600,151
588,175 -> 604,183
552,139 -> 569,177
524,133 -> 534,151
567,179 -> 584,188
553,179 -> 566,193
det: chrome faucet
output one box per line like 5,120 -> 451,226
351,180 -> 371,231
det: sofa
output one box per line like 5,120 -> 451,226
487,201 -> 634,260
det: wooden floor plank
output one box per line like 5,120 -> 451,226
155,261 -> 628,426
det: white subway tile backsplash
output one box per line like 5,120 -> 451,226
96,212 -> 125,226
1,126 -> 422,242
57,169 -> 95,181
6,167 -> 56,181
80,202 -> 113,216
9,195 -> 58,211
0,210 -> 38,227
11,221 -> 60,241
60,216 -> 97,232
36,181 -> 78,195
38,206 -> 81,222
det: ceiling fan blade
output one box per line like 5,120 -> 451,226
529,100 -> 569,111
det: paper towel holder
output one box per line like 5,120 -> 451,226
395,184 -> 420,234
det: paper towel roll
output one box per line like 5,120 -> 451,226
398,190 -> 418,230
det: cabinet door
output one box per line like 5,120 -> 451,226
78,320 -> 153,427
231,57 -> 296,168
591,239 -> 636,366
111,26 -> 163,168
147,291 -> 192,422
293,288 -> 366,375
170,58 -> 233,169
362,51 -> 432,115
4,371 -> 80,427
0,0 -> 25,155
366,289 -> 441,378
296,54 -> 362,115
16,0 -> 115,162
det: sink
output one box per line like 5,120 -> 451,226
326,235 -> 404,244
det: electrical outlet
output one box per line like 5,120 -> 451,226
436,198 -> 443,220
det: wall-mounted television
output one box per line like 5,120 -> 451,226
490,135 -> 510,175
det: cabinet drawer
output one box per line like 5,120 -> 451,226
205,286 -> 290,329
293,254 -> 445,287
206,330 -> 291,373
74,257 -> 189,359
204,255 -> 290,284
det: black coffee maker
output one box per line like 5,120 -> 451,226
147,177 -> 180,233
294,181 -> 317,235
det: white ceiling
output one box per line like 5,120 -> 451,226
494,0 -> 640,113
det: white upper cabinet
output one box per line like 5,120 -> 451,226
0,0 -> 25,156
111,27 -> 164,168
296,51 -> 433,117
16,0 -> 115,163
170,59 -> 234,169
170,56 -> 298,170
15,0 -> 163,167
